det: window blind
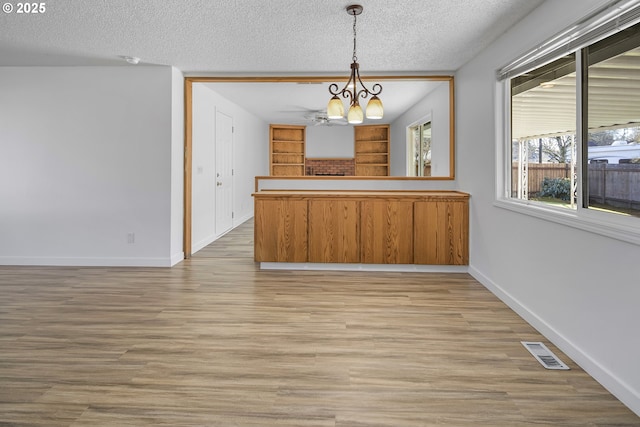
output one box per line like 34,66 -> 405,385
497,0 -> 640,81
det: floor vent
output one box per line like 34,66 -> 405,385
521,341 -> 570,370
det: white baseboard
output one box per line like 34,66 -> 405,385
233,212 -> 253,227
260,262 -> 468,273
170,251 -> 184,266
0,256 -> 174,267
192,233 -> 217,254
191,216 -> 254,256
468,265 -> 640,417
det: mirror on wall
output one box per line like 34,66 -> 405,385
202,76 -> 454,179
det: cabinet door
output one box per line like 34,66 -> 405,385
414,200 -> 469,265
308,200 -> 360,263
254,199 -> 308,262
360,200 -> 413,264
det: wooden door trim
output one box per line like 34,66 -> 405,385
184,79 -> 193,259
182,75 -> 454,259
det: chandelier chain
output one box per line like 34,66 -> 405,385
352,11 -> 358,62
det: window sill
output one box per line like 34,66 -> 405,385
494,198 -> 640,246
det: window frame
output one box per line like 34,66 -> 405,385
496,34 -> 640,246
406,113 -> 433,177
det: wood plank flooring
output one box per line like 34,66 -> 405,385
1,219 -> 638,426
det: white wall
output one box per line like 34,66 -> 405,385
457,0 -> 640,415
305,125 -> 354,158
233,97 -> 269,222
191,84 -> 217,251
390,82 -> 451,177
0,66 -> 179,267
191,84 -> 268,254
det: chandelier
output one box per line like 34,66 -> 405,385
327,4 -> 383,124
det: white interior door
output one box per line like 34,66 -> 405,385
215,110 -> 233,236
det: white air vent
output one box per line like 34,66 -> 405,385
521,341 -> 570,370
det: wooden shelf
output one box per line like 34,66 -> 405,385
354,125 -> 390,176
270,125 -> 306,176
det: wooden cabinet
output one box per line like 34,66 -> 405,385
414,199 -> 469,265
354,125 -> 390,176
308,200 -> 360,263
254,197 -> 308,262
270,125 -> 305,176
253,191 -> 469,265
360,200 -> 414,264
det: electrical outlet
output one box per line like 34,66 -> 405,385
127,233 -> 135,244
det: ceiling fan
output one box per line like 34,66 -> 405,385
304,111 -> 348,126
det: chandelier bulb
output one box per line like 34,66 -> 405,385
347,102 -> 364,124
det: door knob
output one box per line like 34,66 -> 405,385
217,181 -> 222,186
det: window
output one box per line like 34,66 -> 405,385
408,120 -> 432,177
499,2 -> 640,243
584,30 -> 640,216
511,53 -> 577,207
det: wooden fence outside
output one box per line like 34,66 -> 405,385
588,164 -> 640,208
512,163 -> 571,195
512,163 -> 640,208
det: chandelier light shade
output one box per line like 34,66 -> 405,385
327,95 -> 344,119
366,95 -> 383,119
347,101 -> 364,124
328,4 -> 383,124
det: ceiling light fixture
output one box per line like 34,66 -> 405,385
327,4 -> 383,124
122,56 -> 140,65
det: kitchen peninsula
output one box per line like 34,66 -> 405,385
253,189 -> 469,268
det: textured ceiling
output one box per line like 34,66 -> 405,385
1,0 -> 545,125
0,0 -> 544,74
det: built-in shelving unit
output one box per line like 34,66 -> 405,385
269,124 -> 306,176
354,124 -> 390,176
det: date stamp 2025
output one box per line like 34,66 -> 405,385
3,2 -> 46,14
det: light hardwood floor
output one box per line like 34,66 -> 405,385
1,219 -> 638,426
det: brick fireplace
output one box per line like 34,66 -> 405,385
305,158 -> 355,176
